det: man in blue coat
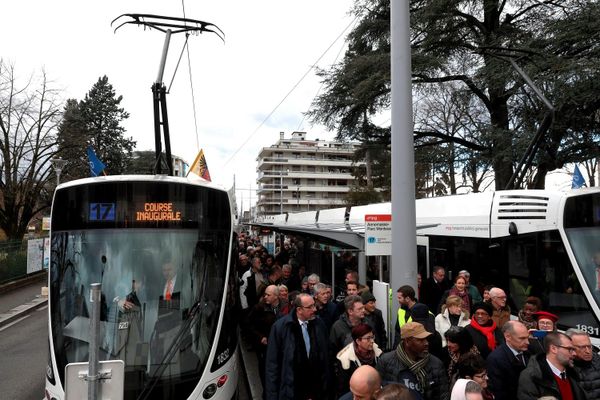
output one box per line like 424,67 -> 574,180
265,293 -> 330,399
487,320 -> 531,400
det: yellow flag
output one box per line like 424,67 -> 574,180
188,149 -> 212,181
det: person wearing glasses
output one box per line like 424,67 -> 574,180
335,324 -> 383,397
517,331 -> 587,400
265,293 -> 330,399
566,329 -> 600,399
529,311 -> 559,355
455,353 -> 495,400
487,288 -> 510,329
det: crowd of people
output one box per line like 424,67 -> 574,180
237,232 -> 600,400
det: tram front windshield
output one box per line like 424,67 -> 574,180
49,181 -> 231,399
564,192 -> 600,334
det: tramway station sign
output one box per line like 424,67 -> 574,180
365,214 -> 392,256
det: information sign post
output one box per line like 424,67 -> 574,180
365,214 -> 392,256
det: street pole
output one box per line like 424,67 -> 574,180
390,1 -> 417,315
50,158 -> 67,186
280,171 -> 283,214
88,283 -> 102,400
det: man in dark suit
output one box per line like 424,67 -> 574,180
265,293 -> 330,399
421,266 -> 449,313
487,320 -> 531,400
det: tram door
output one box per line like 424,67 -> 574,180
417,236 -> 430,279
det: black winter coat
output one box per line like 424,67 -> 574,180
517,353 -> 588,400
265,313 -> 330,400
364,308 -> 387,350
376,349 -> 449,400
465,323 -> 504,359
573,353 -> 600,400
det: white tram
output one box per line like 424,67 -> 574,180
256,188 -> 600,341
45,175 -> 239,400
415,188 -> 600,341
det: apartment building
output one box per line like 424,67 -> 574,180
256,131 -> 362,216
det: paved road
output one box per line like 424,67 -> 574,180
0,281 -> 254,400
0,304 -> 47,400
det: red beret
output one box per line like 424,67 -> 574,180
533,311 -> 558,323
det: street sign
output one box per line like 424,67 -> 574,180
65,360 -> 124,400
365,214 -> 392,256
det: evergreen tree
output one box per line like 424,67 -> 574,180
57,76 -> 135,180
310,0 -> 600,191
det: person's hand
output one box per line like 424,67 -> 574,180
120,299 -> 135,311
261,337 -> 268,345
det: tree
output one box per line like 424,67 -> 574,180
123,150 -> 162,175
310,0 -> 600,191
57,76 -> 134,180
0,60 -> 61,239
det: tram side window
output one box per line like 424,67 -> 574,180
506,230 -> 594,332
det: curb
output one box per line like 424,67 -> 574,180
0,271 -> 47,295
238,334 -> 263,400
0,295 -> 48,328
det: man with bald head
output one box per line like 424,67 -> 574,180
338,365 -> 382,400
486,320 -> 531,400
488,287 -> 510,328
248,285 -> 282,392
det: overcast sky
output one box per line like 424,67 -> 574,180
3,0 -> 593,212
2,0 -> 356,211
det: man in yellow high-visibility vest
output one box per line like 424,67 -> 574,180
393,285 -> 433,348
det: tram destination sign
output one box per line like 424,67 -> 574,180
365,214 -> 392,256
136,202 -> 182,221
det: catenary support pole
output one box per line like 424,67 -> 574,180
390,1 -> 417,316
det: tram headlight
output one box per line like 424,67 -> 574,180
202,383 -> 218,399
217,374 -> 228,387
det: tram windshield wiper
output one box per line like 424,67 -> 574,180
136,299 -> 205,400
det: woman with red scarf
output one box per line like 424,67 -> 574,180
465,302 -> 504,359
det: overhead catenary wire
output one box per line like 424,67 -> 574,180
295,26 -> 351,132
222,14 -> 359,167
180,0 -> 201,151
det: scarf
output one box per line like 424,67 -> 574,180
449,287 -> 471,312
354,342 -> 376,366
396,343 -> 430,393
447,345 -> 480,381
518,310 -> 537,330
470,317 -> 498,351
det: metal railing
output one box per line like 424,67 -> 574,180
0,240 -> 30,284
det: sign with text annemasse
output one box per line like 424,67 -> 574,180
365,214 -> 392,256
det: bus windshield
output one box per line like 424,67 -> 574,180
50,228 -> 228,399
564,192 -> 600,333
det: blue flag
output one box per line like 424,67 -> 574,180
86,146 -> 106,177
572,164 -> 586,189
